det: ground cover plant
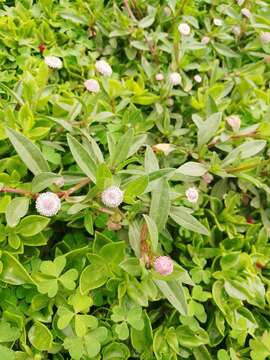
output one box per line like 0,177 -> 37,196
0,0 -> 270,359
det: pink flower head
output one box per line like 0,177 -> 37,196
154,256 -> 173,276
194,74 -> 202,83
44,56 -> 62,69
35,192 -> 61,217
185,187 -> 199,203
84,79 -> 100,93
241,8 -> 251,18
101,186 -> 123,208
201,36 -> 210,45
95,60 -> 112,76
178,23 -> 191,36
260,32 -> 270,44
203,173 -> 214,184
226,115 -> 241,131
156,73 -> 164,81
169,72 -> 181,86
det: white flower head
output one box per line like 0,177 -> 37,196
95,60 -> 112,76
44,56 -> 62,69
36,192 -> 61,217
201,36 -> 210,45
194,74 -> 202,83
178,23 -> 191,36
152,143 -> 175,156
213,18 -> 223,26
226,115 -> 241,131
185,187 -> 199,203
260,32 -> 270,44
241,8 -> 251,18
101,186 -> 123,208
84,79 -> 100,93
156,73 -> 164,81
232,26 -> 241,36
169,72 -> 181,86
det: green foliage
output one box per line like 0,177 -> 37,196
0,0 -> 269,358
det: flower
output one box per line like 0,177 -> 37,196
194,74 -> 202,83
167,98 -> 174,107
201,36 -> 210,44
226,115 -> 241,131
152,143 -> 175,156
169,72 -> 181,86
44,56 -> 62,69
178,23 -> 191,36
185,187 -> 199,203
154,256 -> 173,276
236,0 -> 245,5
241,8 -> 251,18
95,60 -> 112,76
156,73 -> 164,81
101,186 -> 123,208
36,192 -> 61,217
213,18 -> 223,26
54,177 -> 65,187
260,32 -> 270,44
84,79 -> 100,93
202,173 -> 214,184
232,26 -> 241,36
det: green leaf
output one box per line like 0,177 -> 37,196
170,206 -> 209,235
144,146 -> 159,173
193,112 -> 222,148
223,140 -> 266,166
0,252 -> 36,285
176,162 -> 208,177
16,215 -> 50,237
0,321 -> 20,342
0,345 -> 15,360
110,128 -> 134,167
32,172 -> 62,192
6,127 -> 50,175
143,214 -> 158,252
80,262 -> 108,293
102,342 -> 130,360
6,197 -> 29,227
67,134 -> 97,182
154,279 -> 188,315
124,176 -> 148,203
149,178 -> 170,231
213,43 -> 240,58
64,337 -> 84,360
28,321 -> 53,351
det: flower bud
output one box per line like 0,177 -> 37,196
156,73 -> 164,81
260,32 -> 270,44
202,173 -> 214,184
84,79 -> 100,93
201,36 -> 210,45
54,177 -> 65,187
232,26 -> 241,36
213,18 -> 222,26
154,256 -> 173,276
226,115 -> 241,131
95,60 -> 112,76
241,8 -> 251,18
44,56 -> 62,69
169,72 -> 181,86
101,186 -> 123,208
185,187 -> 199,203
152,143 -> 174,156
36,192 -> 61,217
194,74 -> 202,83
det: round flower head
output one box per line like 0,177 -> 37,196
95,60 -> 112,76
178,23 -> 191,36
185,187 -> 199,203
156,73 -> 164,81
154,256 -> 173,276
232,26 -> 241,36
260,32 -> 270,44
101,186 -> 123,208
194,74 -> 202,83
203,173 -> 214,184
54,177 -> 65,187
201,36 -> 210,45
213,18 -> 222,26
226,115 -> 241,131
44,56 -> 62,69
169,72 -> 181,86
241,8 -> 251,18
84,79 -> 100,93
36,192 -> 61,217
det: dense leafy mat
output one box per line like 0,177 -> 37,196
0,0 -> 270,359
